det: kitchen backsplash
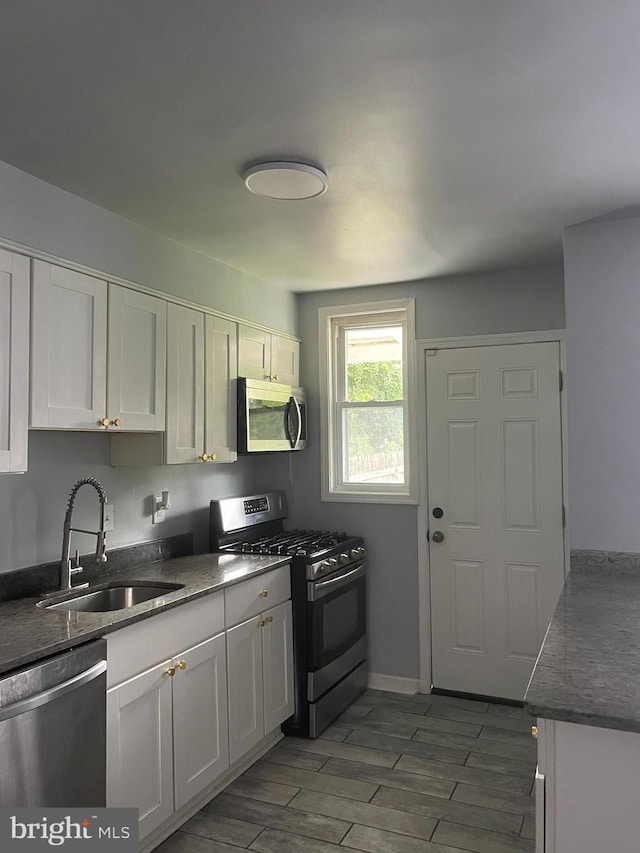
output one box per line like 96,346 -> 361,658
0,533 -> 193,602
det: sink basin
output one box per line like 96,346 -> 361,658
40,582 -> 185,613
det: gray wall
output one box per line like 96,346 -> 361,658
0,160 -> 297,334
277,264 -> 566,680
564,213 -> 640,551
0,160 -> 296,575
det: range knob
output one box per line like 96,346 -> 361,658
350,548 -> 360,560
339,553 -> 350,565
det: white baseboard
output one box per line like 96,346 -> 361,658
367,672 -> 421,694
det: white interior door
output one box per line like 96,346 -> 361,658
426,342 -> 565,701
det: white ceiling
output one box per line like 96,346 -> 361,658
1,1 -> 639,292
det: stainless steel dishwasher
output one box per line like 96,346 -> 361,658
0,639 -> 107,806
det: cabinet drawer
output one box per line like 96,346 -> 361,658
106,592 -> 224,688
225,566 -> 290,628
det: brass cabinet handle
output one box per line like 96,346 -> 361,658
258,619 -> 266,627
176,660 -> 187,670
265,615 -> 273,623
99,417 -> 110,427
210,452 -> 217,461
259,590 -> 268,598
111,418 -> 121,427
531,725 -> 538,739
199,453 -> 209,461
272,374 -> 279,381
164,665 -> 176,677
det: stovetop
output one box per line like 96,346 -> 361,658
210,491 -> 365,579
221,529 -> 355,557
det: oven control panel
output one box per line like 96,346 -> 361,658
244,496 -> 269,515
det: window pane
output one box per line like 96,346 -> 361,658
344,407 -> 404,484
345,326 -> 403,402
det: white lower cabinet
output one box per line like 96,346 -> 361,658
535,717 -> 640,852
226,601 -> 294,764
105,568 -> 293,847
107,632 -> 228,841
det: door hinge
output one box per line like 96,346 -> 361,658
426,529 -> 430,541
562,505 -> 566,527
426,349 -> 438,357
559,370 -> 564,392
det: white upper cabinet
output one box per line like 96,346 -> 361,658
238,323 -> 299,387
163,305 -> 238,465
107,285 -> 166,431
31,261 -> 167,431
165,304 -> 205,464
0,249 -> 30,473
31,261 -> 108,429
204,315 -> 237,463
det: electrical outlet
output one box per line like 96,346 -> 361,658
103,504 -> 114,532
152,496 -> 165,524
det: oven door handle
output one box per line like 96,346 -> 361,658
308,562 -> 366,601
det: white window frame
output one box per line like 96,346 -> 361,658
319,298 -> 418,504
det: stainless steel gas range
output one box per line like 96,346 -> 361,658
210,491 -> 367,737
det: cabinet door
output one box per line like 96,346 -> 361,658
0,249 -> 29,472
106,662 -> 173,841
31,261 -> 108,429
227,617 -> 264,765
271,335 -> 300,387
262,600 -> 295,733
204,315 -> 237,462
107,285 -> 167,431
238,324 -> 271,381
173,633 -> 229,809
166,304 -> 205,463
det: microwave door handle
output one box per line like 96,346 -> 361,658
292,395 -> 302,447
284,398 -> 294,448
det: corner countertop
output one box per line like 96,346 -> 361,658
524,550 -> 640,734
0,553 -> 290,677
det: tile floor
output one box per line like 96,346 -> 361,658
157,689 -> 537,853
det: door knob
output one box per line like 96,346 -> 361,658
432,530 -> 445,543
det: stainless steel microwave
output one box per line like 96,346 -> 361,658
237,377 -> 307,453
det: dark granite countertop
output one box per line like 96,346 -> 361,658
0,552 -> 290,676
525,550 -> 640,733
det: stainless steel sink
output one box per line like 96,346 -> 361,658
39,582 -> 184,613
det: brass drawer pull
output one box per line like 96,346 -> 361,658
164,666 -> 176,677
176,660 -> 187,670
259,590 -> 268,598
265,615 -> 273,623
531,725 -> 538,739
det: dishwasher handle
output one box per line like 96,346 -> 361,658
0,660 -> 106,723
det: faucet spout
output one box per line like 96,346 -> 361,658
60,477 -> 109,591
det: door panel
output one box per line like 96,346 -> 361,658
427,342 -> 564,700
166,304 -> 204,464
107,284 -> 166,431
262,601 -> 294,733
106,662 -> 173,840
173,633 -> 229,809
31,261 -> 107,429
226,617 -> 263,764
0,250 -> 29,472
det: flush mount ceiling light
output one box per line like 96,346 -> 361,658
243,161 -> 328,200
